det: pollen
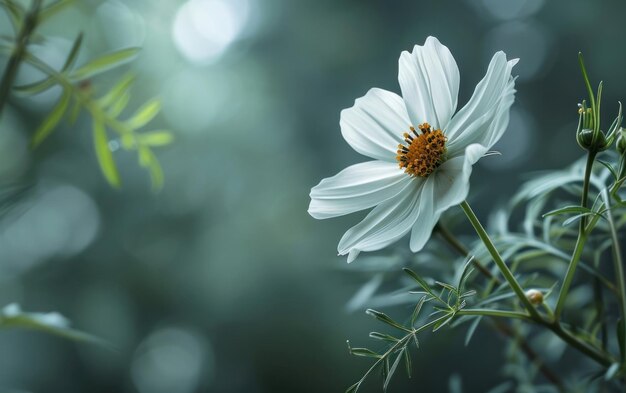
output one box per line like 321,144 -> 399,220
396,123 -> 447,178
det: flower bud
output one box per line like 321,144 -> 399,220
525,289 -> 544,306
577,128 -> 608,151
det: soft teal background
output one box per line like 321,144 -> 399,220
1,0 -> 626,392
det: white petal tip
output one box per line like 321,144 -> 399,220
509,58 -> 520,67
346,249 -> 360,263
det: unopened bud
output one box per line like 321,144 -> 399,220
577,129 -> 608,151
525,289 -> 544,306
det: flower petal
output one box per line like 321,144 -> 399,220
308,161 -> 410,219
408,143 -> 489,253
398,36 -> 460,130
340,88 -> 410,162
446,52 -> 517,155
338,178 -> 425,262
409,176 -> 437,252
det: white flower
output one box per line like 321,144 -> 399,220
308,36 -> 518,263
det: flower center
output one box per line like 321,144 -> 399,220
396,123 -> 447,178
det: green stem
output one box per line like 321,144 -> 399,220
602,188 -> 626,361
459,201 -> 541,319
554,151 -> 597,320
0,0 -> 42,116
436,223 -> 564,391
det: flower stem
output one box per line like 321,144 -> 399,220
436,223 -> 564,391
0,0 -> 42,116
457,309 -> 531,321
459,200 -> 541,319
602,188 -> 626,361
554,151 -> 597,320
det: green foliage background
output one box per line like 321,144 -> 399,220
2,0 -> 626,392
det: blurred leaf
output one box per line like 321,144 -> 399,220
31,88 -> 70,147
107,91 -> 130,118
71,47 -> 140,81
98,73 -> 135,108
0,303 -> 108,347
137,130 -> 175,147
464,316 -> 482,346
0,0 -> 23,32
605,363 -> 620,381
68,96 -> 81,124
13,76 -> 56,96
542,205 -> 594,218
61,31 -> 83,72
618,318 -> 625,360
347,274 -> 383,312
39,0 -> 75,23
138,147 -> 164,191
92,119 -> 121,188
125,98 -> 161,129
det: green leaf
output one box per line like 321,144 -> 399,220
0,0 -> 23,32
92,120 -> 121,188
39,0 -> 75,23
71,47 -> 140,81
138,147 -> 164,191
410,296 -> 427,327
125,98 -> 161,129
137,130 -> 174,147
368,332 -> 399,343
348,347 -> 381,359
13,77 -> 57,96
61,32 -> 83,72
107,91 -> 130,118
0,303 -> 109,347
345,382 -> 361,393
98,73 -> 135,108
365,309 -> 410,333
31,89 -> 71,147
598,160 -> 618,181
542,205 -> 594,218
403,347 -> 412,378
383,351 -> 402,391
464,316 -> 482,346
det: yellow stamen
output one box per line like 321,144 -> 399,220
396,123 -> 447,178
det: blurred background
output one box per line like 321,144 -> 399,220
0,0 -> 626,392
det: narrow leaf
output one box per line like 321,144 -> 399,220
383,351 -> 403,391
98,73 -> 135,108
542,205 -> 594,218
61,32 -> 83,72
365,309 -> 410,332
410,296 -> 427,326
125,98 -> 161,129
137,130 -> 174,147
31,89 -> 71,147
39,0 -> 75,23
369,332 -> 399,343
71,47 -> 140,81
464,316 -> 482,346
92,120 -> 121,188
138,147 -> 164,191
